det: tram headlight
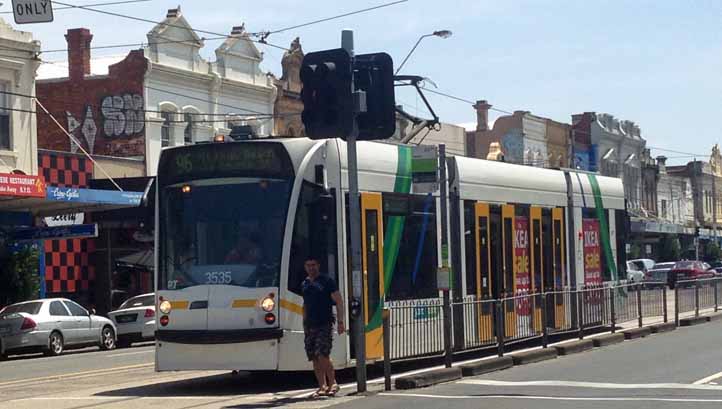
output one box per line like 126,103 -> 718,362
159,300 -> 172,314
260,296 -> 275,312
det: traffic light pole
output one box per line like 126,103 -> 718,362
343,29 -> 367,393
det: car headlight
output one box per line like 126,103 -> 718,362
159,300 -> 172,314
260,296 -> 275,312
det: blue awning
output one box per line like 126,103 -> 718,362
0,186 -> 144,216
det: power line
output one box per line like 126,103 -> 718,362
1,88 -> 282,118
253,0 -> 408,38
52,0 -> 290,52
0,0 -> 152,14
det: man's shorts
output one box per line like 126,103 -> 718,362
304,323 -> 333,361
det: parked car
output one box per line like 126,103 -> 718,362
0,298 -> 117,359
644,262 -> 676,286
667,261 -> 716,288
626,259 -> 655,283
107,293 -> 156,348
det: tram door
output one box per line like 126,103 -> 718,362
361,192 -> 385,360
552,208 -> 566,328
531,207 -> 543,333
474,203 -> 493,341
501,204 -> 516,337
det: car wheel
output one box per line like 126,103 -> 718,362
100,326 -> 116,351
44,331 -> 64,356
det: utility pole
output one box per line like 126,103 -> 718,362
342,29 -> 367,393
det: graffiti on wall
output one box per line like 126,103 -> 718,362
101,94 -> 144,137
67,106 -> 98,154
65,94 -> 144,154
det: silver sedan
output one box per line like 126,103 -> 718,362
0,298 -> 117,358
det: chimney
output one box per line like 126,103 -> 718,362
166,6 -> 181,18
473,99 -> 492,132
657,156 -> 667,174
65,28 -> 93,81
231,24 -> 246,35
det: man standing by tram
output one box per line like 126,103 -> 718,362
301,256 -> 345,397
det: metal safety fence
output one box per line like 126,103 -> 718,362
382,278 -> 722,363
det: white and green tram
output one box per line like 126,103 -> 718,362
154,137 -> 626,371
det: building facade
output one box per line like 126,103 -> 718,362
572,112 -> 646,213
0,19 -> 40,175
273,37 -> 304,137
467,100 -> 569,167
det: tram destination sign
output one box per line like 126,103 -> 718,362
159,142 -> 294,185
11,0 -> 54,24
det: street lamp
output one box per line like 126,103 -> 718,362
395,30 -> 452,75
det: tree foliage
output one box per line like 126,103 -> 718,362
659,235 -> 682,262
0,246 -> 41,307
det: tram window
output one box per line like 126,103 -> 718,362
553,218 -> 563,288
489,207 -> 502,298
383,193 -> 438,301
463,201 -> 477,296
542,209 -> 553,291
615,209 -> 627,281
503,218 -> 513,294
479,216 -> 490,296
288,183 -> 338,295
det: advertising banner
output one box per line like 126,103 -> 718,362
514,216 -> 531,315
583,218 -> 602,286
0,173 -> 45,198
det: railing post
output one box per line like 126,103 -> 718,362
541,292 -> 548,348
442,289 -> 452,368
662,285 -> 668,323
714,280 -> 719,313
610,286 -> 616,332
637,284 -> 643,328
577,289 -> 584,340
495,300 -> 505,357
695,280 -> 700,318
674,285 -> 680,327
382,308 -> 391,391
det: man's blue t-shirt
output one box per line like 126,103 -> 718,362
301,275 -> 338,328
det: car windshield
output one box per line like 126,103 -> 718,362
674,261 -> 695,269
160,178 -> 292,290
0,301 -> 42,316
118,295 -> 155,310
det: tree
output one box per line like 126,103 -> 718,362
659,235 -> 682,262
0,245 -> 41,307
704,241 -> 722,263
628,243 -> 642,260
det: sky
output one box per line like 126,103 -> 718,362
2,0 -> 721,165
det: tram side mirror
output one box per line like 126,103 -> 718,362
315,191 -> 336,225
350,299 -> 361,318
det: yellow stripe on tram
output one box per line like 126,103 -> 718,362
232,299 -> 257,308
169,301 -> 189,310
280,299 -> 303,315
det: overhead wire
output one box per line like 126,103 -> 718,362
0,0 -> 153,14
51,0 -> 290,52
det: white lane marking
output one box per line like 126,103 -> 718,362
459,379 -> 722,391
0,363 -> 154,388
694,370 -> 722,385
108,350 -> 154,358
381,393 -> 722,403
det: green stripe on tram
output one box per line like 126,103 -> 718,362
588,174 -> 618,282
366,145 -> 412,332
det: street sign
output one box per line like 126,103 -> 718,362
11,223 -> 98,242
412,145 -> 438,193
11,0 -> 54,24
44,213 -> 85,227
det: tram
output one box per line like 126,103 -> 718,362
153,137 -> 626,371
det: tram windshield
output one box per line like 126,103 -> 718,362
159,177 -> 292,290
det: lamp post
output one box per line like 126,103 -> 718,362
395,30 -> 452,75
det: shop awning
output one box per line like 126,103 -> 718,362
0,173 -> 144,216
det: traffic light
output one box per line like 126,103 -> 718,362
354,52 -> 396,140
300,48 -> 353,139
